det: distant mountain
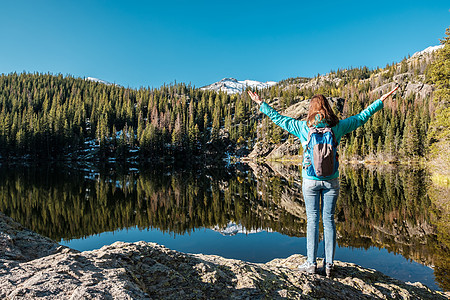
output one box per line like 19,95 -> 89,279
201,78 -> 277,94
411,45 -> 444,58
85,77 -> 113,85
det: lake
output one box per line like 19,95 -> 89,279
0,161 -> 447,291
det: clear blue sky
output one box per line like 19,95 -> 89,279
0,0 -> 448,89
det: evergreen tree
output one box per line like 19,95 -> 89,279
426,27 -> 450,175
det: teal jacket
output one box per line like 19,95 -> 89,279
259,99 -> 384,180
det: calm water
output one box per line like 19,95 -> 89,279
0,162 -> 447,291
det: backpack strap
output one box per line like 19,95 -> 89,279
305,127 -> 317,150
305,127 -> 338,148
323,127 -> 338,147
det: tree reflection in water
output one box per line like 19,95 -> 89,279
0,163 -> 447,291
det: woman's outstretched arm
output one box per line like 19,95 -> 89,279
248,91 -> 305,138
248,91 -> 263,105
380,85 -> 399,102
337,86 -> 399,137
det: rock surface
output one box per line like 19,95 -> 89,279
370,80 -> 434,100
247,141 -> 275,159
265,139 -> 302,160
0,212 -> 447,299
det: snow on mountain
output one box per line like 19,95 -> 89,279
201,78 -> 277,94
85,77 -> 113,85
411,45 -> 444,58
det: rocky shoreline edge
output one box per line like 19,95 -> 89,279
0,212 -> 447,299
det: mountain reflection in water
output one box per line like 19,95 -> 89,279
0,162 -> 448,291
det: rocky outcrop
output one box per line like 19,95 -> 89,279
266,139 -> 302,160
1,212 -> 447,299
0,211 -> 61,262
291,74 -> 343,91
371,80 -> 434,100
247,141 -> 275,159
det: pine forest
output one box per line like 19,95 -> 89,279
0,29 -> 448,166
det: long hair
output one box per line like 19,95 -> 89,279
306,94 -> 339,127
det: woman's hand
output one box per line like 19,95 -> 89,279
380,85 -> 399,102
247,91 -> 263,105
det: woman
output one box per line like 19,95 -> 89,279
248,87 -> 398,277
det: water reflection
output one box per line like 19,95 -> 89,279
0,164 -> 306,241
0,163 -> 447,291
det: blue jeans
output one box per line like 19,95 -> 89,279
302,178 -> 340,265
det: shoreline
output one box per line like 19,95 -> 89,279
1,212 -> 447,299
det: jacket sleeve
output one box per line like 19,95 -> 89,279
337,99 -> 384,136
259,102 -> 304,137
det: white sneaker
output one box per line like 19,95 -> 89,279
298,261 -> 317,274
